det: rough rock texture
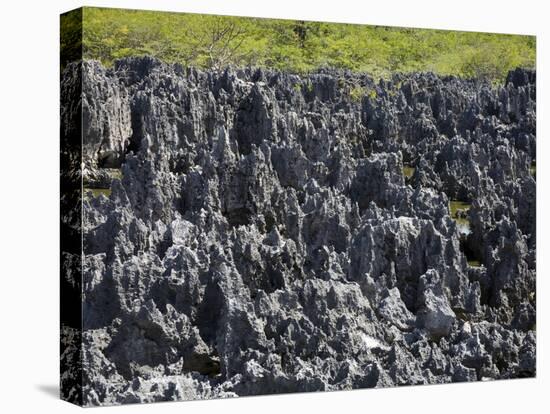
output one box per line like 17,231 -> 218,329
62,57 -> 536,406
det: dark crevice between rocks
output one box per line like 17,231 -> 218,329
264,264 -> 286,293
244,265 -> 286,299
264,213 -> 276,234
98,150 -> 121,169
128,108 -> 144,156
191,280 -> 225,379
195,281 -> 223,345
449,200 -> 483,267
182,352 -> 221,378
155,231 -> 172,260
462,236 -> 483,268
224,207 -> 252,227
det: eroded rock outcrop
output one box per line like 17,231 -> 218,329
62,57 -> 536,406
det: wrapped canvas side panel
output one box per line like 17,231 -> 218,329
60,8 -> 83,407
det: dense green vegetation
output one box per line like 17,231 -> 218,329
63,7 -> 536,81
60,8 -> 82,68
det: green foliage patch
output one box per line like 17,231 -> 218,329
60,8 -> 82,68
73,7 -> 535,82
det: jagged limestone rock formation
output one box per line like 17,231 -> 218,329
62,57 -> 536,406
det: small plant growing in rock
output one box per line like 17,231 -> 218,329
349,85 -> 366,102
367,88 -> 378,100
